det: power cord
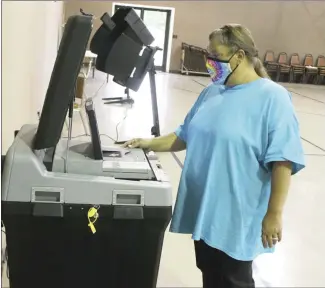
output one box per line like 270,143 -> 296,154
63,78 -> 132,142
63,104 -> 132,143
100,134 -> 117,142
1,225 -> 9,279
83,78 -> 131,141
89,79 -> 133,142
87,77 -> 133,141
5,247 -> 8,279
84,79 -> 107,101
115,103 -> 132,143
62,133 -> 118,143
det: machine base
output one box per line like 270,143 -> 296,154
3,202 -> 172,288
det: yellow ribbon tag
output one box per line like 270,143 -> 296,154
88,222 -> 96,234
87,207 -> 98,234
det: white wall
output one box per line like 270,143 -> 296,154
2,1 -> 63,153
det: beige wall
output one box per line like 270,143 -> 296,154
2,1 -> 64,153
64,1 -> 325,71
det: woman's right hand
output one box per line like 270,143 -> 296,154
122,138 -> 152,150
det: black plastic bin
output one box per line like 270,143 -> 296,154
3,203 -> 172,288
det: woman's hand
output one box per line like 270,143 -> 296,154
261,211 -> 282,248
262,161 -> 291,249
122,133 -> 186,152
122,138 -> 151,150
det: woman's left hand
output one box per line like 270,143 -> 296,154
261,212 -> 283,248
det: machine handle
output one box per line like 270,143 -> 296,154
31,187 -> 64,203
112,190 -> 144,206
31,188 -> 64,217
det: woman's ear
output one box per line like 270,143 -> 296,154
236,49 -> 246,62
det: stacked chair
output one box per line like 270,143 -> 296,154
263,51 -> 278,80
276,52 -> 291,82
289,53 -> 305,83
178,43 -> 325,85
302,54 -> 318,84
315,55 -> 325,85
264,50 -> 325,85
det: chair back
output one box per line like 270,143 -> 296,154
290,53 -> 300,65
264,50 -> 275,62
316,55 -> 325,67
303,54 -> 313,66
278,52 -> 288,64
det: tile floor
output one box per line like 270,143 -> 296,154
2,72 -> 325,287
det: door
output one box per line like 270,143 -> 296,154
114,5 -> 171,72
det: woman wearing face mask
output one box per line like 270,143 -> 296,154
123,24 -> 305,288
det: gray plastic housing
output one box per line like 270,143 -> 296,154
2,125 -> 172,207
51,140 -> 156,180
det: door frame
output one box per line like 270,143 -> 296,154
112,2 -> 175,72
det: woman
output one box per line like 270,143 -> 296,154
124,24 -> 305,288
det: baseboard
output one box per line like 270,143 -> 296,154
169,70 -> 182,74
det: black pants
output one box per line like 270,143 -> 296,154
194,240 -> 255,288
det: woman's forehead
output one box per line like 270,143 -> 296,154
208,40 -> 231,56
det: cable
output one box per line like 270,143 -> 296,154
115,104 -> 132,143
1,228 -> 6,268
85,78 -> 133,141
100,134 -> 116,143
85,79 -> 107,101
1,226 -> 9,279
64,78 -> 131,142
62,103 -> 132,143
62,133 -> 116,143
6,247 -> 9,279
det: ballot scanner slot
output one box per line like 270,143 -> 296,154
102,150 -> 122,158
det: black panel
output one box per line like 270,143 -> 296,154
85,99 -> 103,160
90,8 -> 155,92
114,5 -> 171,72
2,202 -> 172,288
33,15 -> 93,150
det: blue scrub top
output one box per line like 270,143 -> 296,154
170,78 -> 305,261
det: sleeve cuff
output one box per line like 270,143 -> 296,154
263,155 -> 305,175
175,126 -> 186,143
